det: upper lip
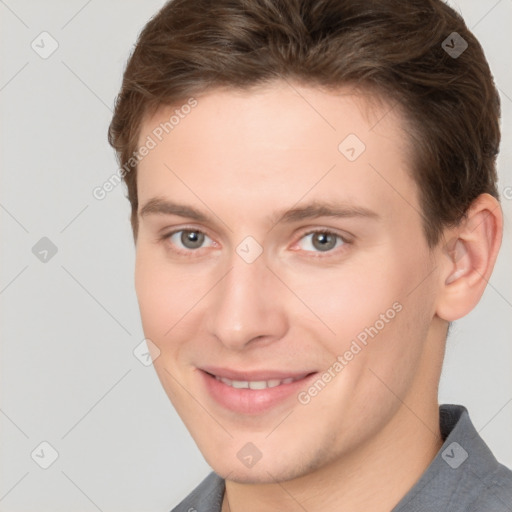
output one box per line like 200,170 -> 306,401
200,366 -> 316,381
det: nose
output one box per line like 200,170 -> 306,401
205,249 -> 289,351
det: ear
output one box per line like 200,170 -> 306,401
435,193 -> 503,322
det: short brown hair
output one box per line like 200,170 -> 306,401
108,0 -> 501,246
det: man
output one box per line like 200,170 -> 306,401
108,0 -> 512,510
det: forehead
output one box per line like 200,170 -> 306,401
139,82 -> 404,150
136,82 -> 417,225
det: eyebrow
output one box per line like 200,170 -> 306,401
139,197 -> 380,226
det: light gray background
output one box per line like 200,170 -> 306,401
1,1 -> 511,511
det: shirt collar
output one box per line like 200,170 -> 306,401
392,403 -> 501,510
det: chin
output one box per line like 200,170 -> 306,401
209,454 -> 318,485
216,466 -> 293,484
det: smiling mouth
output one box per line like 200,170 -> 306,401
200,369 -> 319,414
205,372 -> 311,390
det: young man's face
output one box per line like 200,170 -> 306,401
134,82 -> 445,483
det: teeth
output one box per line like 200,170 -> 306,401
215,375 -> 303,389
231,380 -> 249,389
248,381 -> 267,390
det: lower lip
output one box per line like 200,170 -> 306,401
199,370 -> 317,415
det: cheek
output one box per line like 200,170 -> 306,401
135,255 -> 166,334
284,259 -> 405,345
288,247 -> 433,374
134,246 -> 215,345
135,248 -> 182,338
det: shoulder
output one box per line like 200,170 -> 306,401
393,404 -> 512,511
466,461 -> 512,511
170,472 -> 225,512
450,406 -> 512,510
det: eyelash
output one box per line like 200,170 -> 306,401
159,227 -> 351,258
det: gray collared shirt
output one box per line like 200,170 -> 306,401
170,404 -> 512,511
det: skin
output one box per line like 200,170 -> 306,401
133,81 -> 502,512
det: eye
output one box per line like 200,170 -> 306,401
163,229 -> 215,254
296,229 -> 347,254
161,227 -> 349,258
